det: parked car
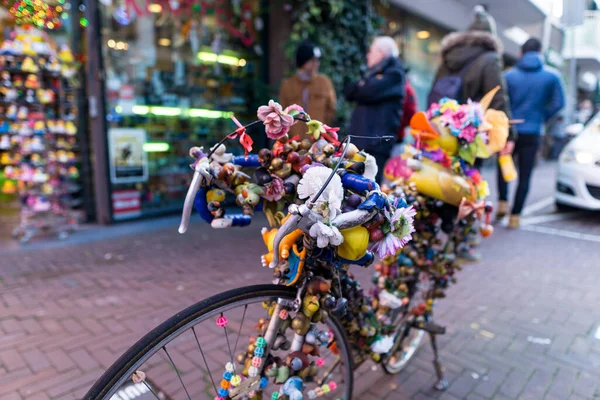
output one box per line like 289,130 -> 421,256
555,113 -> 600,211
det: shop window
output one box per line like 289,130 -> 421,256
99,1 -> 265,219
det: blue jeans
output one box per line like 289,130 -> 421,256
497,134 -> 541,215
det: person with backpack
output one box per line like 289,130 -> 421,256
428,5 -> 516,261
345,36 -> 406,182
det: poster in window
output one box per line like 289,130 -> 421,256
108,128 -> 148,184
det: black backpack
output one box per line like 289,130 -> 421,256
427,55 -> 481,106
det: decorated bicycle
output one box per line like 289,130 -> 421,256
85,88 -> 509,400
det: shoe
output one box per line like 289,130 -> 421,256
508,214 -> 520,229
457,247 -> 482,262
495,200 -> 509,220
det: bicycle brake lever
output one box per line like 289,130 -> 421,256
178,159 -> 211,234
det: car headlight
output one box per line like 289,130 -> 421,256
560,149 -> 594,165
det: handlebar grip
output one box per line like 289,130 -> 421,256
193,187 -> 252,228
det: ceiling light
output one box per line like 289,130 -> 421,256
503,26 -> 530,45
148,3 -> 163,13
108,39 -> 116,48
143,142 -> 170,152
416,30 -> 430,39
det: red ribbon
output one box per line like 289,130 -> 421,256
228,116 -> 253,159
456,198 -> 486,221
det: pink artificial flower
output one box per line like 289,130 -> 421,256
459,125 -> 477,143
262,175 -> 284,201
284,104 -> 304,114
257,100 -> 294,140
323,124 -> 340,141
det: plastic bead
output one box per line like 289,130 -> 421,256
230,375 -> 242,387
223,371 -> 233,380
271,393 -> 279,400
254,347 -> 264,357
256,337 -> 267,348
322,384 -> 331,394
315,358 -> 325,367
248,366 -> 259,377
217,388 -> 228,397
259,377 -> 269,389
329,381 -> 337,391
225,362 -> 235,373
308,390 -> 317,399
220,380 -> 230,389
279,309 -> 289,319
214,397 -> 225,400
216,316 -> 228,327
251,356 -> 262,368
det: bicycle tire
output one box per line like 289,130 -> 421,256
84,284 -> 354,400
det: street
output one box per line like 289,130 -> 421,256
0,161 -> 599,400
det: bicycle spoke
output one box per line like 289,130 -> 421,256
142,381 -> 162,400
162,346 -> 192,400
232,304 -> 248,363
192,326 -> 218,395
220,312 -> 235,367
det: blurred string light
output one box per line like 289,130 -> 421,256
3,0 -> 64,29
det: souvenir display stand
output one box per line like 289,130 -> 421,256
0,27 -> 80,243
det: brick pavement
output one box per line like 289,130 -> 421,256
1,161 -> 599,400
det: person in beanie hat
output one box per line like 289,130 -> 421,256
429,5 -> 515,261
279,42 -> 336,139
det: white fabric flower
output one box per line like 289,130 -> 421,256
371,335 -> 395,354
309,221 -> 344,248
297,166 -> 342,218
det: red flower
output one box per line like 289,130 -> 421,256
471,171 -> 482,185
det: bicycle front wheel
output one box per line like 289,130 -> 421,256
84,284 -> 353,400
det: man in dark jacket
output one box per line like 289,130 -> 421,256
345,36 -> 405,182
498,38 -> 565,228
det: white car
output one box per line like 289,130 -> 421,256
556,114 -> 600,211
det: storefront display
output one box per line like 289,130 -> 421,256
0,26 -> 81,242
99,0 -> 267,219
375,2 -> 451,111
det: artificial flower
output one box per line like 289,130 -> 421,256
257,100 -> 294,140
297,166 -> 342,218
322,124 -> 340,145
228,116 -> 253,158
306,120 -> 326,140
467,169 -> 483,185
439,98 -> 459,113
459,125 -> 477,143
426,102 -> 440,119
477,180 -> 490,199
309,221 -> 344,248
262,175 -> 284,201
284,104 -> 304,115
467,99 -> 484,127
372,206 -> 416,258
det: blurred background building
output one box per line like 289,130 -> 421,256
0,0 -> 595,231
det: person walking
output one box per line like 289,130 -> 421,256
344,36 -> 406,182
279,42 -> 337,140
497,38 -> 565,228
428,5 -> 515,260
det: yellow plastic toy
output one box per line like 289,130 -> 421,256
337,225 -> 370,261
1,180 -> 16,194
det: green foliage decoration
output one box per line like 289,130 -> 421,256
283,0 -> 382,128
